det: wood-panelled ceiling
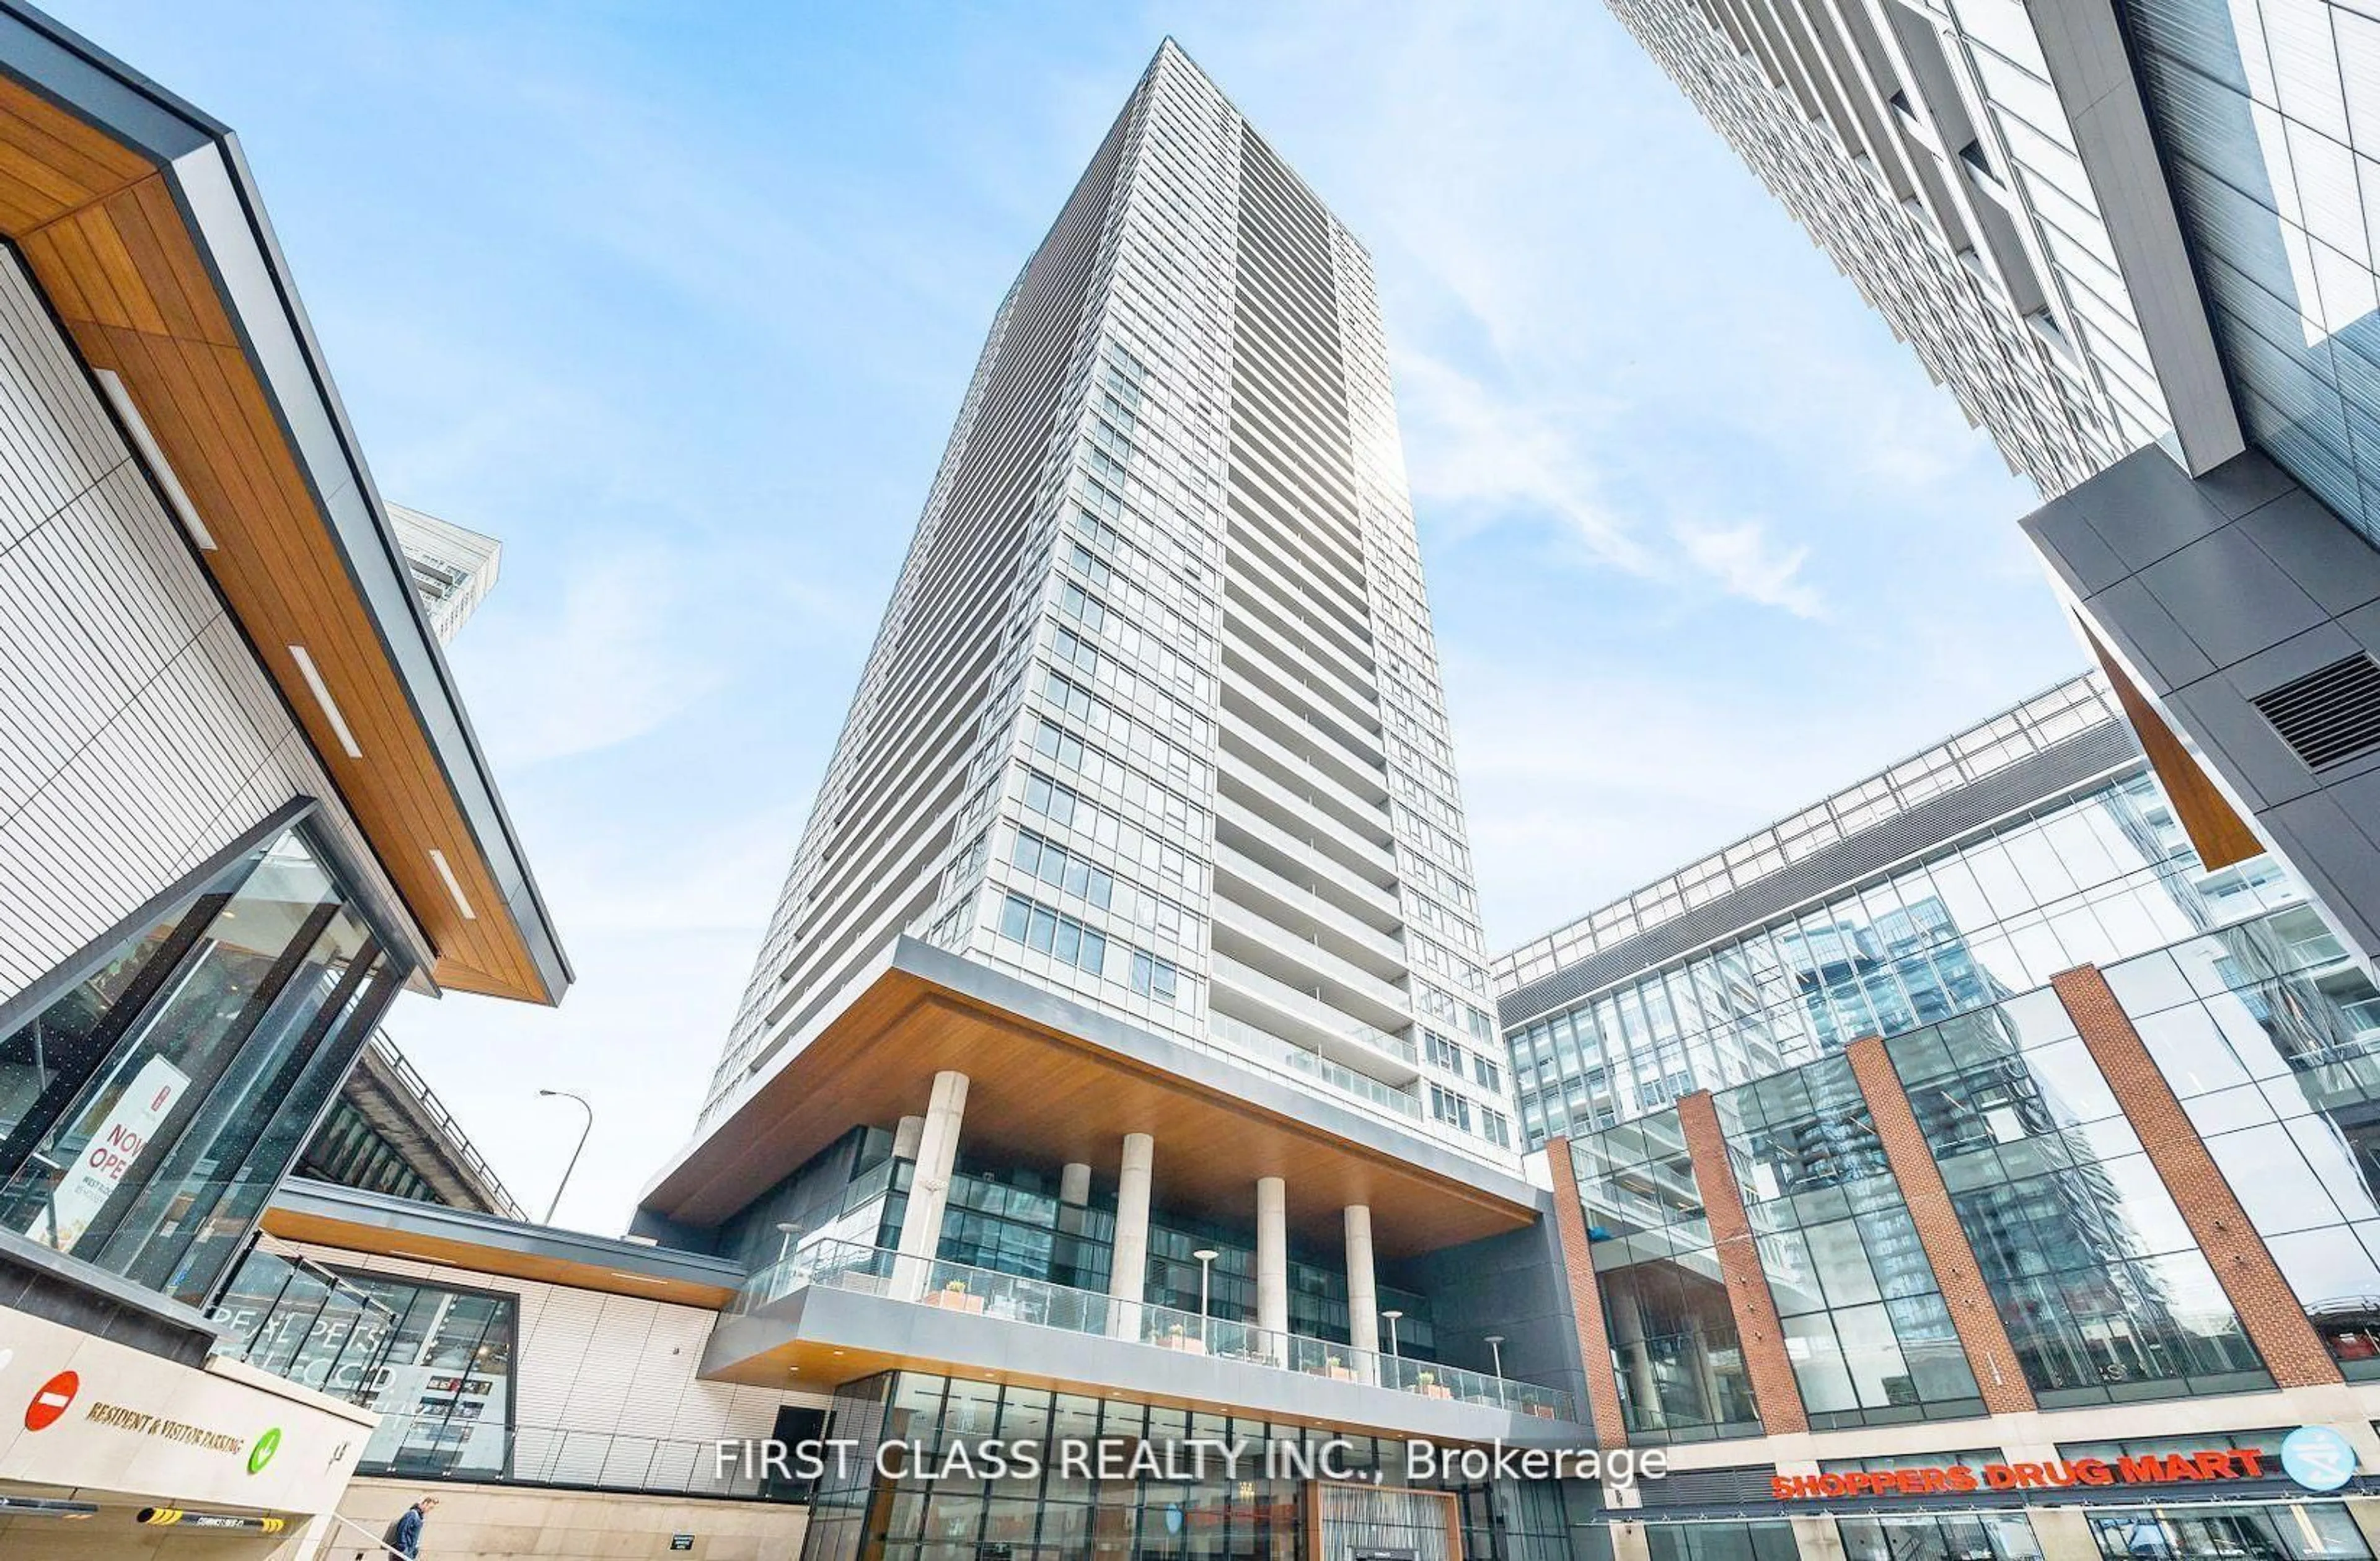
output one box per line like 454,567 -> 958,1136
645,964 -> 1541,1260
262,1206 -> 741,1309
0,72 -> 557,1001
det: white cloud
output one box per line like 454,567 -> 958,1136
1673,518 -> 1826,618
457,544 -> 721,769
1396,352 -> 1652,571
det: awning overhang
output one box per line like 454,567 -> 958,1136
641,938 -> 1545,1260
0,1 -> 568,1003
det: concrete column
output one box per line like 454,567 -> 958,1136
1792,1516 -> 1849,1561
892,1115 -> 925,1161
1257,1177 -> 1289,1358
1109,1133 -> 1154,1339
894,1072 -> 967,1296
1060,1162 -> 1091,1206
2025,1506 -> 2104,1561
1608,1521 -> 1652,1561
1344,1204 -> 1380,1358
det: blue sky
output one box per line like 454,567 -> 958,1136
51,1 -> 2083,1228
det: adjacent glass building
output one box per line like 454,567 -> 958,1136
1501,677 -> 2300,1147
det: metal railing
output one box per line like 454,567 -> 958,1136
1207,1009 -> 1424,1118
358,1414 -> 800,1501
366,1031 -> 527,1220
736,1240 -> 1574,1422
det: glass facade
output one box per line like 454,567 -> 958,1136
1719,1059 -> 1985,1428
209,1251 -> 516,1480
2103,903 -> 2380,1374
1571,1115 -> 1761,1442
804,1371 -> 1597,1561
2127,0 -> 2380,542
2084,1504 -> 2368,1561
727,1136 -> 1440,1359
0,817 -> 404,1304
1507,768 -> 2301,1148
1644,1524 -> 1799,1561
1888,992 -> 2270,1405
342,1269 -> 518,1480
1820,1451 -> 2043,1561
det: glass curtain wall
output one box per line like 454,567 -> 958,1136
2124,0 -> 2380,541
741,1139 -> 1439,1358
342,1270 -> 518,1480
1508,772 -> 2299,1148
1571,1114 -> 1761,1442
803,1371 -> 1596,1561
0,817 -> 404,1304
1719,1059 -> 1985,1427
1887,992 -> 2270,1405
2103,904 -> 2380,1374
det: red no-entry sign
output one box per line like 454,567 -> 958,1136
24,1370 -> 76,1431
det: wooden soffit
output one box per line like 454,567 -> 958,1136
644,948 -> 1543,1260
2081,616 -> 2266,871
0,52 -> 565,1001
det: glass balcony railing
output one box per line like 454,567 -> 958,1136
1206,1009 -> 1422,1118
735,1239 -> 1574,1423
361,1414 -> 805,1501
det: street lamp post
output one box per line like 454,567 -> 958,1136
1192,1248 -> 1219,1350
537,1089 -> 593,1225
1485,1334 -> 1508,1405
775,1221 -> 804,1266
1380,1308 -> 1404,1384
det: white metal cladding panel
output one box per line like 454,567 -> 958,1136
0,247 -> 402,1003
288,1244 -> 830,1448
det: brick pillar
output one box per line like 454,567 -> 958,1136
1677,1090 -> 1807,1433
1543,1135 -> 1630,1441
1844,1034 -> 2036,1414
2050,964 -> 2342,1387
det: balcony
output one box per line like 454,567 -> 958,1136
1206,1010 -> 1422,1120
735,1240 -> 1572,1423
1209,952 -> 1415,1074
1217,798 -> 1399,914
1213,842 -> 1405,969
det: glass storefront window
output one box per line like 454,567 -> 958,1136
1645,1521 -> 1800,1561
1574,1112 -> 1761,1441
1838,1511 -> 2043,1561
808,1371 -> 1595,1561
2106,905 -> 2380,1376
0,817 -> 404,1305
342,1271 -> 518,1481
1889,994 -> 2270,1406
2086,1504 -> 2369,1561
1721,1058 -> 1985,1427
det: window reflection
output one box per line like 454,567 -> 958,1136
1889,999 -> 2270,1405
1722,1058 -> 1985,1427
1511,772 -> 2299,1148
1572,1116 -> 1761,1441
2110,904 -> 2380,1374
0,819 -> 402,1305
